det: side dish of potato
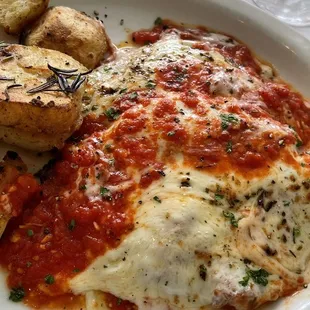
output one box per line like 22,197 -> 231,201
0,44 -> 87,151
23,6 -> 110,69
0,0 -> 49,34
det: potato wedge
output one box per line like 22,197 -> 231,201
0,44 -> 87,151
24,6 -> 110,69
0,0 -> 49,35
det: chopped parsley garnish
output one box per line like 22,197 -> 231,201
199,264 -> 207,281
103,67 -> 112,73
226,140 -> 233,153
239,273 -> 250,287
296,140 -> 303,148
215,193 -> 224,201
26,261 -> 32,268
104,108 -> 120,121
100,187 -> 112,201
293,227 -> 301,244
220,113 -> 239,130
154,17 -> 163,25
130,92 -> 138,99
283,200 -> 291,207
73,268 -> 80,273
222,210 -> 238,227
100,187 -> 110,196
167,131 -> 175,137
146,80 -> 156,89
117,297 -> 123,305
239,268 -> 269,287
68,219 -> 76,231
9,287 -> 25,302
44,274 -> 55,285
153,196 -> 162,203
120,88 -> 127,94
27,229 -> 34,237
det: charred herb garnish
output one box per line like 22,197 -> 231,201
154,17 -> 163,25
44,274 -> 55,285
27,64 -> 91,94
199,264 -> 207,281
4,84 -> 22,101
9,287 -> 25,302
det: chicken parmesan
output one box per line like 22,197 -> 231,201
0,19 -> 310,310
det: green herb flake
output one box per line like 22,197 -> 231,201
296,140 -> 303,148
153,196 -> 162,203
117,297 -> 123,305
105,144 -> 112,151
220,114 -> 239,130
68,219 -> 76,231
146,80 -> 156,89
240,268 -> 269,287
293,227 -> 301,244
104,108 -> 120,121
100,187 -> 112,201
167,131 -> 175,137
215,193 -> 224,201
27,229 -> 34,237
120,88 -> 127,94
103,67 -> 112,73
130,92 -> 138,99
226,140 -> 233,153
73,268 -> 80,273
9,287 -> 25,302
44,274 -> 55,285
26,261 -> 32,268
283,200 -> 291,207
239,273 -> 250,287
199,264 -> 207,281
154,17 -> 163,25
100,187 -> 110,196
223,210 -> 238,227
79,185 -> 87,191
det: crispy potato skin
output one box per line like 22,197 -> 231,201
0,44 -> 87,151
24,6 -> 109,69
0,0 -> 49,35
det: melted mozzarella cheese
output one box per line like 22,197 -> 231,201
71,162 -> 310,309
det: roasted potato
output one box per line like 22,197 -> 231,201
23,6 -> 110,69
0,44 -> 87,151
0,0 -> 49,35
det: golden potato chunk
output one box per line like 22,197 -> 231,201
24,6 -> 110,69
0,0 -> 49,34
0,44 -> 87,151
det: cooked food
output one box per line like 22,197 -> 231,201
0,44 -> 87,151
0,19 -> 310,310
0,0 -> 49,34
23,6 -> 110,69
0,151 -> 38,238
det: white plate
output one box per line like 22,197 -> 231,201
0,0 -> 310,309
